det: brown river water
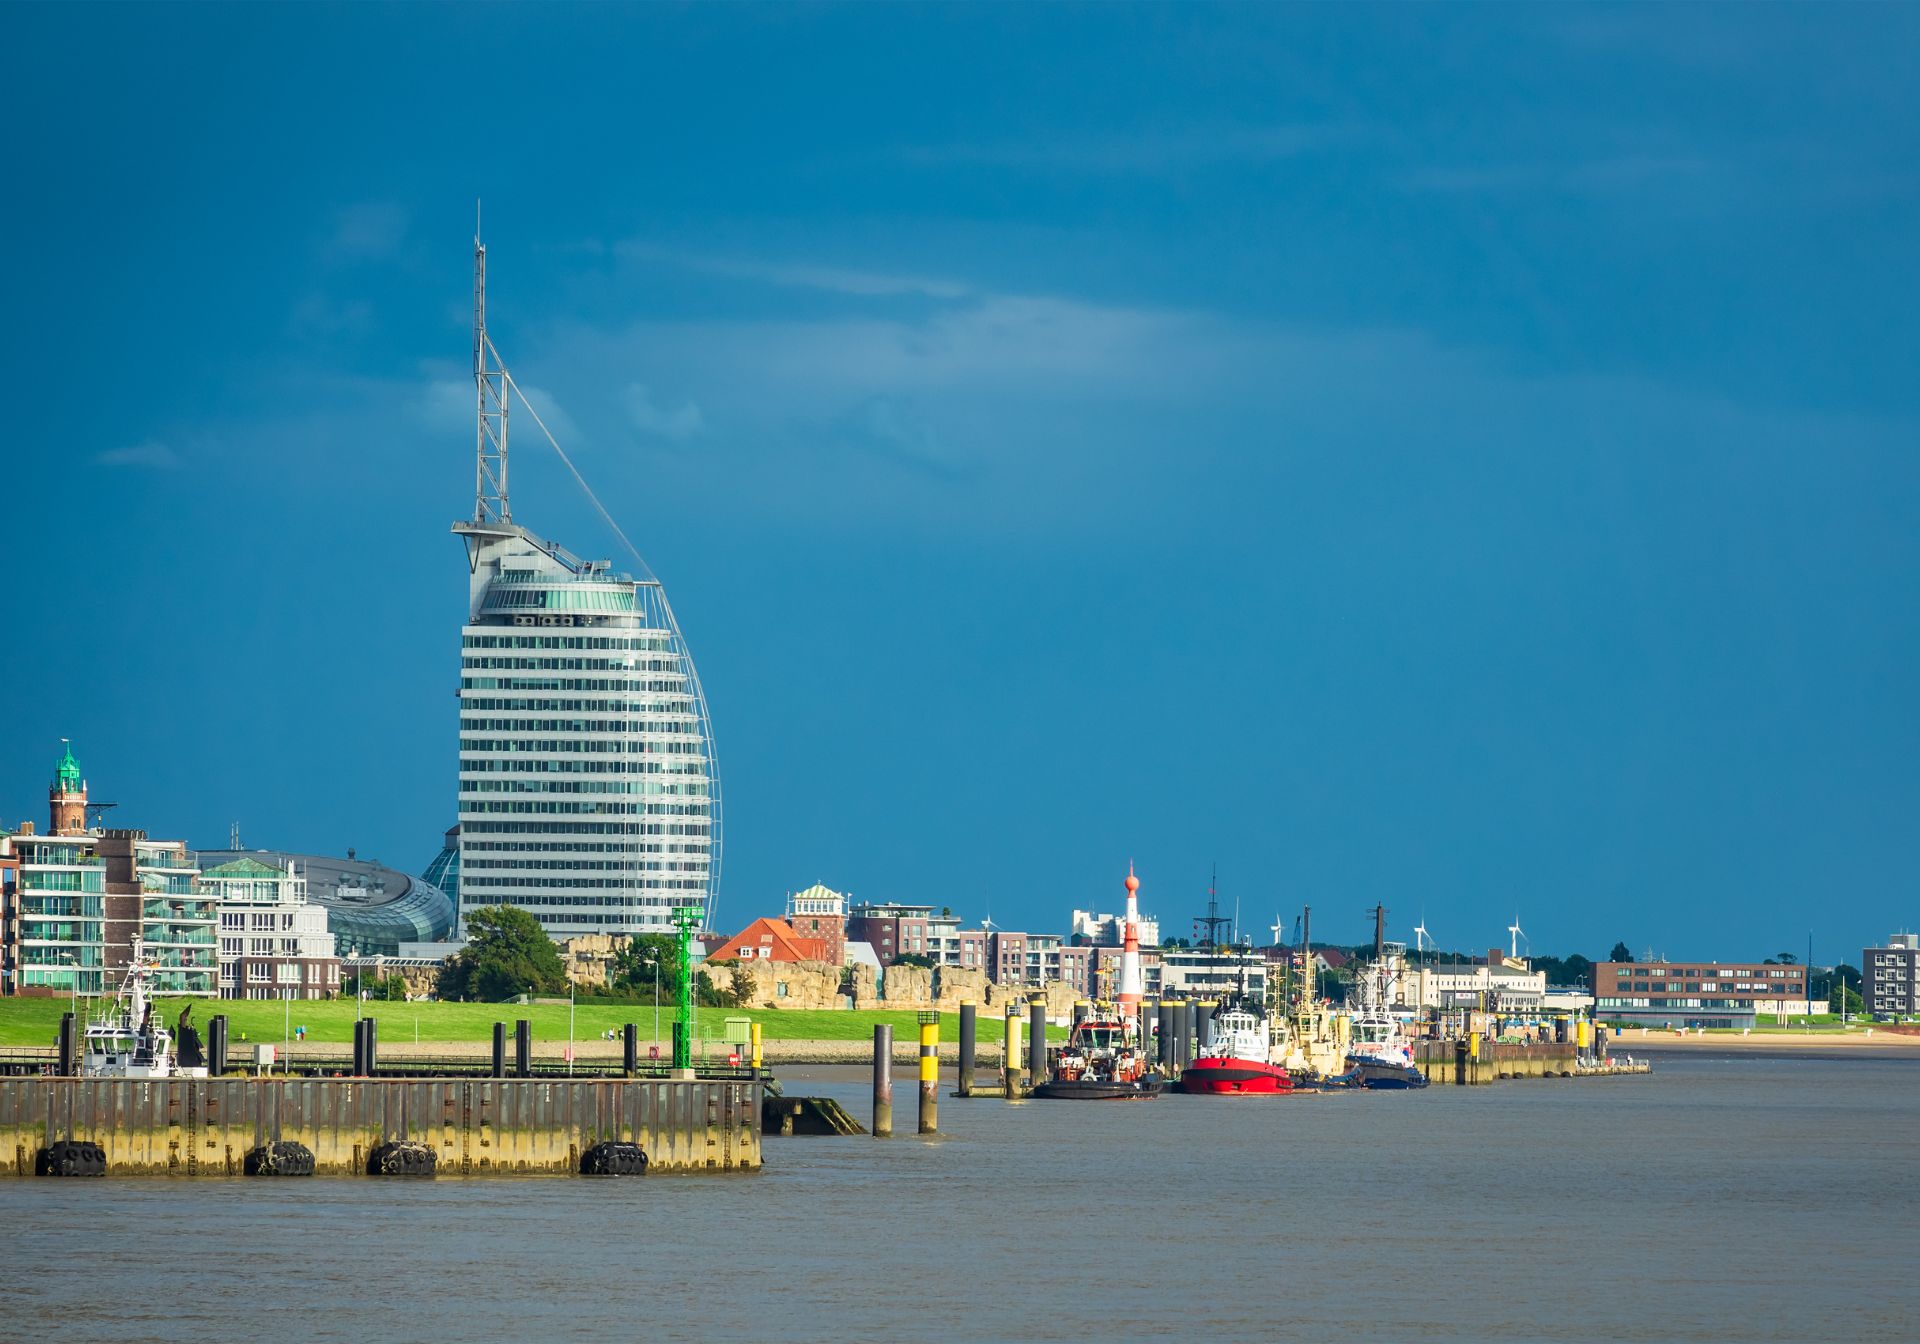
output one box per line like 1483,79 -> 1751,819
2,1050 -> 1914,1343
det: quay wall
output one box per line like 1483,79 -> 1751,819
0,1077 -> 760,1176
1414,1041 -> 1577,1085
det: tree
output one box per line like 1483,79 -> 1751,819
609,933 -> 679,1001
1775,952 -> 1799,966
1608,941 -> 1633,963
343,971 -> 409,1001
1531,953 -> 1596,988
894,953 -> 935,969
436,905 -> 567,1002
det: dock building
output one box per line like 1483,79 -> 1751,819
1411,951 -> 1547,1013
452,237 -> 719,940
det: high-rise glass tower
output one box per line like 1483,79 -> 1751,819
452,237 -> 719,938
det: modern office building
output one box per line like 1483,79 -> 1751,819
1157,946 -> 1270,1005
199,856 -> 340,1000
1592,958 -> 1810,1028
847,902 -> 936,963
452,237 -> 719,939
1863,933 -> 1920,1017
0,744 -> 217,996
1070,907 -> 1161,948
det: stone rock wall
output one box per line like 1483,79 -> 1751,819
725,958 -> 852,1010
559,934 -> 624,988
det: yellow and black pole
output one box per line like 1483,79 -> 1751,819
917,1011 -> 940,1134
750,1021 -> 763,1072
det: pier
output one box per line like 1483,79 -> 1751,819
1412,1040 -> 1651,1084
0,1075 -> 761,1177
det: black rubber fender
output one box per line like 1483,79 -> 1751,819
37,1140 -> 106,1178
368,1139 -> 437,1177
581,1140 -> 648,1176
245,1140 -> 316,1177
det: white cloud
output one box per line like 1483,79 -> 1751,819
407,377 -> 580,449
625,384 -> 706,442
900,122 -> 1348,174
94,439 -> 178,468
324,201 -> 409,262
615,240 -> 971,299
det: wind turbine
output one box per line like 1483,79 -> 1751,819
1269,914 -> 1286,947
1412,920 -> 1431,957
1507,916 -> 1529,961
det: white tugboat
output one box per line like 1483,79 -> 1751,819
80,938 -> 207,1079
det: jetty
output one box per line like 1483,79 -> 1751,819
0,1074 -> 760,1177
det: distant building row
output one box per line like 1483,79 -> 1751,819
0,744 -> 448,1002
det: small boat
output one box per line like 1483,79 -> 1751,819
1033,1011 -> 1164,1100
80,938 -> 207,1079
1344,1004 -> 1427,1089
1180,1000 -> 1293,1095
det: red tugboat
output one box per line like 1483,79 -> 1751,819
1179,1000 -> 1293,1095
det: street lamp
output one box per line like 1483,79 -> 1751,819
59,952 -> 78,1022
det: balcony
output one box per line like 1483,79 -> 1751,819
144,899 -> 217,920
142,926 -> 217,947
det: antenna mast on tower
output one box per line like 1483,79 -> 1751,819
473,214 -> 511,526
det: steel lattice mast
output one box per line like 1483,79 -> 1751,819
472,228 -> 510,526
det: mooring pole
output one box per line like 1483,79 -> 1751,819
515,1018 -> 531,1078
622,1023 -> 637,1077
57,1012 -> 75,1077
957,1002 -> 976,1096
873,1024 -> 894,1137
750,1021 -> 763,1072
491,1022 -> 507,1079
917,1012 -> 939,1134
364,1015 -> 379,1076
1004,1002 -> 1023,1098
208,1014 -> 228,1077
351,1019 -> 365,1076
1028,998 -> 1047,1089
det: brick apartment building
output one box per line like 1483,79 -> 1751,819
1593,959 -> 1809,1028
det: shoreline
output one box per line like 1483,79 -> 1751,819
1609,1028 -> 1920,1059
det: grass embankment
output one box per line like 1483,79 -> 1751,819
1605,1015 -> 1902,1036
0,999 -> 1053,1048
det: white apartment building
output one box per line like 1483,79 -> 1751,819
200,856 -> 340,1000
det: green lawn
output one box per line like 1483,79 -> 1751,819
0,998 -> 1054,1048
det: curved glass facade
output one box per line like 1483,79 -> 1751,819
454,524 -> 718,937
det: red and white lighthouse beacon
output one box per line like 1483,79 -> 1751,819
1118,864 -> 1144,1014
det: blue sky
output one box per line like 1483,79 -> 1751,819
4,4 -> 1916,964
